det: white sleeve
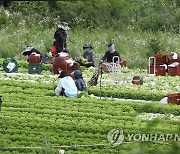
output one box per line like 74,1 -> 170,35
55,80 -> 63,96
55,87 -> 62,96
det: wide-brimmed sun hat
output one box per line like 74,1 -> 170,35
22,46 -> 34,56
83,43 -> 93,49
58,22 -> 70,31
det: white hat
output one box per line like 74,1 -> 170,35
58,22 -> 70,31
22,46 -> 34,56
24,46 -> 33,52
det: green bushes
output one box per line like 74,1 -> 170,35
0,7 -> 10,28
2,0 -> 180,32
0,1 -> 180,68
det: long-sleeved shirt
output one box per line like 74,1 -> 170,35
55,76 -> 77,98
54,28 -> 67,52
102,50 -> 121,63
83,50 -> 95,66
72,70 -> 88,92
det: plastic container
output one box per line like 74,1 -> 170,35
132,76 -> 143,85
166,93 -> 180,105
166,54 -> 180,65
120,59 -> 126,67
54,56 -> 70,65
28,63 -> 42,74
167,66 -> 180,76
53,65 -> 67,74
100,63 -> 109,72
53,62 -> 79,75
148,65 -> 166,76
3,58 -> 18,73
28,53 -> 42,64
153,54 -> 167,65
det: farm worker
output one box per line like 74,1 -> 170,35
22,45 -> 41,56
71,70 -> 88,92
101,43 -> 121,63
55,70 -> 77,98
99,43 -> 122,72
22,45 -> 43,62
78,43 -> 95,68
53,22 -> 70,53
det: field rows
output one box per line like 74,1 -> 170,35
0,78 -> 179,153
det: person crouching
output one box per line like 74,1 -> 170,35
71,70 -> 88,92
55,70 -> 77,98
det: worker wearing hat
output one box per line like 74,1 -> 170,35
101,43 -> 121,63
71,70 -> 88,92
53,22 -> 70,53
55,70 -> 77,98
22,45 -> 41,56
77,43 -> 95,68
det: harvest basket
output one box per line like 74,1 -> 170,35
166,93 -> 180,105
28,53 -> 42,64
167,66 -> 180,76
153,54 -> 167,65
3,58 -> 18,73
166,54 -> 180,65
132,76 -> 143,85
53,57 -> 79,75
28,63 -> 42,74
148,65 -> 166,76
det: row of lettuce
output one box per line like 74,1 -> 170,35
1,57 -> 179,100
0,81 -> 180,153
0,76 -> 174,102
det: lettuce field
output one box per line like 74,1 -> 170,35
0,1 -> 180,153
0,59 -> 180,154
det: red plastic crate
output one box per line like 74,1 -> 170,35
153,54 -> 167,65
148,65 -> 166,76
166,54 -> 180,65
53,62 -> 79,75
167,66 -> 180,76
132,76 -> 143,85
120,59 -> 126,67
54,56 -> 70,65
28,53 -> 42,64
166,93 -> 180,105
53,65 -> 67,74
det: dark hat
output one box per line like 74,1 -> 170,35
83,43 -> 93,49
58,70 -> 67,78
71,70 -> 82,79
106,43 -> 114,47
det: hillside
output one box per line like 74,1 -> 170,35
0,0 -> 180,68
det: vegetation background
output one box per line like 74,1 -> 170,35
0,0 -> 180,68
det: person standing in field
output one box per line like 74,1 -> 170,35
53,22 -> 70,53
